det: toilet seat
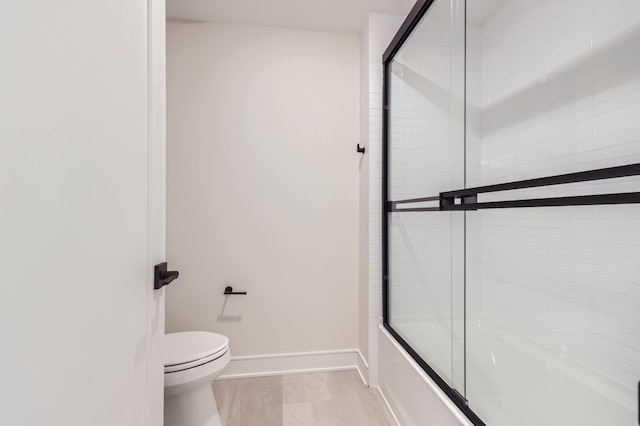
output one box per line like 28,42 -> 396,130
164,348 -> 228,373
164,332 -> 229,374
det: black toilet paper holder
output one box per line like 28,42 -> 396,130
224,286 -> 247,295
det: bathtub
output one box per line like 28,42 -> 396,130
466,321 -> 635,426
380,319 -> 635,425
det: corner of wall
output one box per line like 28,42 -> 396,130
358,17 -> 371,369
363,12 -> 405,387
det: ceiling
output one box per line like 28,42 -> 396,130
166,0 -> 416,33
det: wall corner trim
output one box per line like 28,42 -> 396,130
356,349 -> 370,386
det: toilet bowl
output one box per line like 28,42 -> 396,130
164,332 -> 230,426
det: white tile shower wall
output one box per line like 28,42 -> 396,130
366,13 -> 404,387
474,0 -> 640,398
389,17 -> 459,200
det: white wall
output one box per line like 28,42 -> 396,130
166,22 -> 360,367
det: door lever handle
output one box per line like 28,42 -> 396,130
154,262 -> 179,290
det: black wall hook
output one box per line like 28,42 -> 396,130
357,144 -> 366,154
224,286 -> 247,295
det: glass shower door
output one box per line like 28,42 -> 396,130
384,1 -> 640,425
385,0 -> 466,394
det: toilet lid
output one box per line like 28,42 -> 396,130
164,331 -> 229,368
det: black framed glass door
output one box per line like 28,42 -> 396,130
382,1 -> 640,425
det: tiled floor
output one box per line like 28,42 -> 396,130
213,370 -> 397,426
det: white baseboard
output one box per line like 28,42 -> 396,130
356,350 -> 369,386
218,349 -> 359,380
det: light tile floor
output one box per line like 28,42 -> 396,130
213,370 -> 397,426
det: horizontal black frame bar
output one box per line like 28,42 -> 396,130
442,163 -> 640,198
391,206 -> 441,212
442,192 -> 640,211
389,196 -> 440,212
393,195 -> 440,204
387,163 -> 640,212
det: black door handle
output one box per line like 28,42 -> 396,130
154,262 -> 179,290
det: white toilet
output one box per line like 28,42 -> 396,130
164,331 -> 230,426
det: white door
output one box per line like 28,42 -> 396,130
0,1 -> 166,425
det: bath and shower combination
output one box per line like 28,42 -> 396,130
381,0 -> 640,425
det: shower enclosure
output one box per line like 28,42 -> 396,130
382,1 -> 640,425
